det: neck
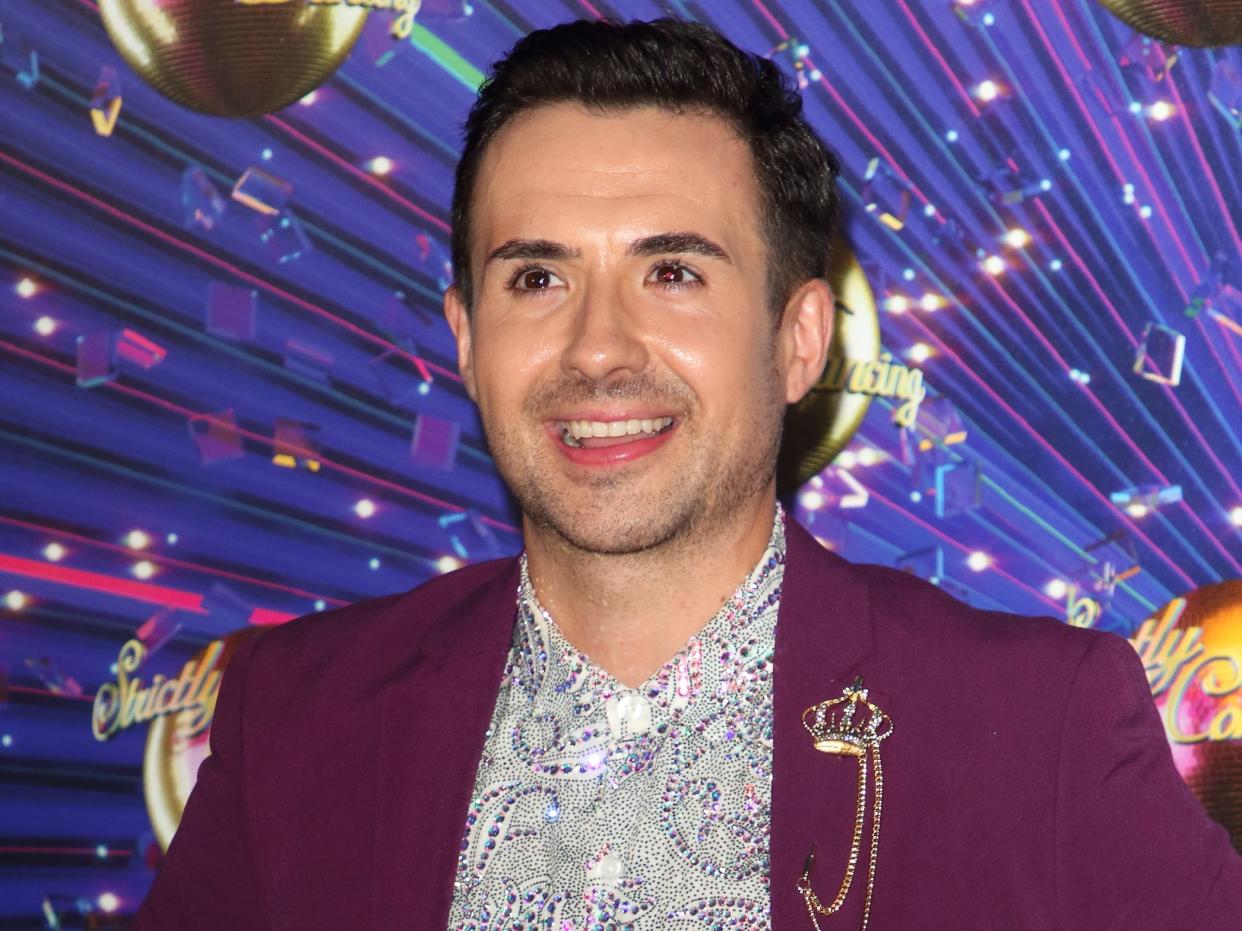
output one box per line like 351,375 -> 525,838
522,490 -> 779,688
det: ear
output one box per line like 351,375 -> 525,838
443,285 -> 477,401
778,277 -> 834,404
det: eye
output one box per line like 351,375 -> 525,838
508,266 -> 566,292
646,262 -> 701,287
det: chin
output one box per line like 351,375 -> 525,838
538,507 -> 690,556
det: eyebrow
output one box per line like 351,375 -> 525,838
627,232 -> 732,263
484,232 -> 732,265
485,239 -> 581,263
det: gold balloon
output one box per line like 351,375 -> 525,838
1096,0 -> 1242,47
777,240 -> 881,495
98,0 -> 368,117
144,627 -> 264,850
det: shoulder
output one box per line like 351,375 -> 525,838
826,555 -> 1129,696
241,556 -> 519,685
868,559 -> 1108,657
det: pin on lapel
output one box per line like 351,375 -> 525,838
798,675 -> 893,930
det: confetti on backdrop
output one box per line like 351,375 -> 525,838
182,166 -> 227,231
89,65 -> 122,137
411,413 -> 460,471
205,282 -> 258,342
232,167 -> 293,216
75,331 -> 117,388
187,409 -> 245,465
272,418 -> 321,471
1133,322 -> 1186,386
115,329 -> 166,370
258,209 -> 312,264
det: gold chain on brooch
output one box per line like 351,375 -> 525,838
797,675 -> 893,931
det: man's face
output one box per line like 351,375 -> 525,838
447,103 -> 813,556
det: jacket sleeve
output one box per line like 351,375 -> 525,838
132,631 -> 268,930
1054,631 -> 1242,928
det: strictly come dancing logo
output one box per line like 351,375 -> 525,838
1133,588 -> 1242,745
1131,581 -> 1242,850
90,629 -> 260,849
91,639 -> 223,743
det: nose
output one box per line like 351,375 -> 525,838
559,280 -> 649,382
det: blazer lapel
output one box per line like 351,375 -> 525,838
369,558 -> 521,929
772,518 -> 878,929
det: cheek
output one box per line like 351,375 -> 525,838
470,318 -> 560,411
653,316 -> 776,405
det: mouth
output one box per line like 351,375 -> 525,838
545,413 -> 681,468
557,416 -> 676,449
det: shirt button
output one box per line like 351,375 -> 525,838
616,694 -> 651,734
598,852 -> 625,883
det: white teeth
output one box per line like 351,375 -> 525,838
564,416 -> 673,441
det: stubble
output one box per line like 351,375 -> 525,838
480,359 -> 785,560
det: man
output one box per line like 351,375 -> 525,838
135,18 -> 1242,930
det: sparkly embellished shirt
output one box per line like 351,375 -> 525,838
447,507 -> 785,930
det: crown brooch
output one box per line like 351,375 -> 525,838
797,675 -> 893,931
801,675 -> 893,756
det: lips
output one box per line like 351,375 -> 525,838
546,415 -> 679,467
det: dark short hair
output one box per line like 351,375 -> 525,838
450,17 -> 841,313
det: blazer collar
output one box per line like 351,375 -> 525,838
416,556 -> 522,665
777,516 -> 875,683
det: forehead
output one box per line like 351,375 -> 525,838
471,103 -> 763,255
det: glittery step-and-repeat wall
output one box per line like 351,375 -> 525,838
1,0 -> 1240,925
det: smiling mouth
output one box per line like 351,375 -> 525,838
558,416 -> 676,448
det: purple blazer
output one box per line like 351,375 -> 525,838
134,518 -> 1242,929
